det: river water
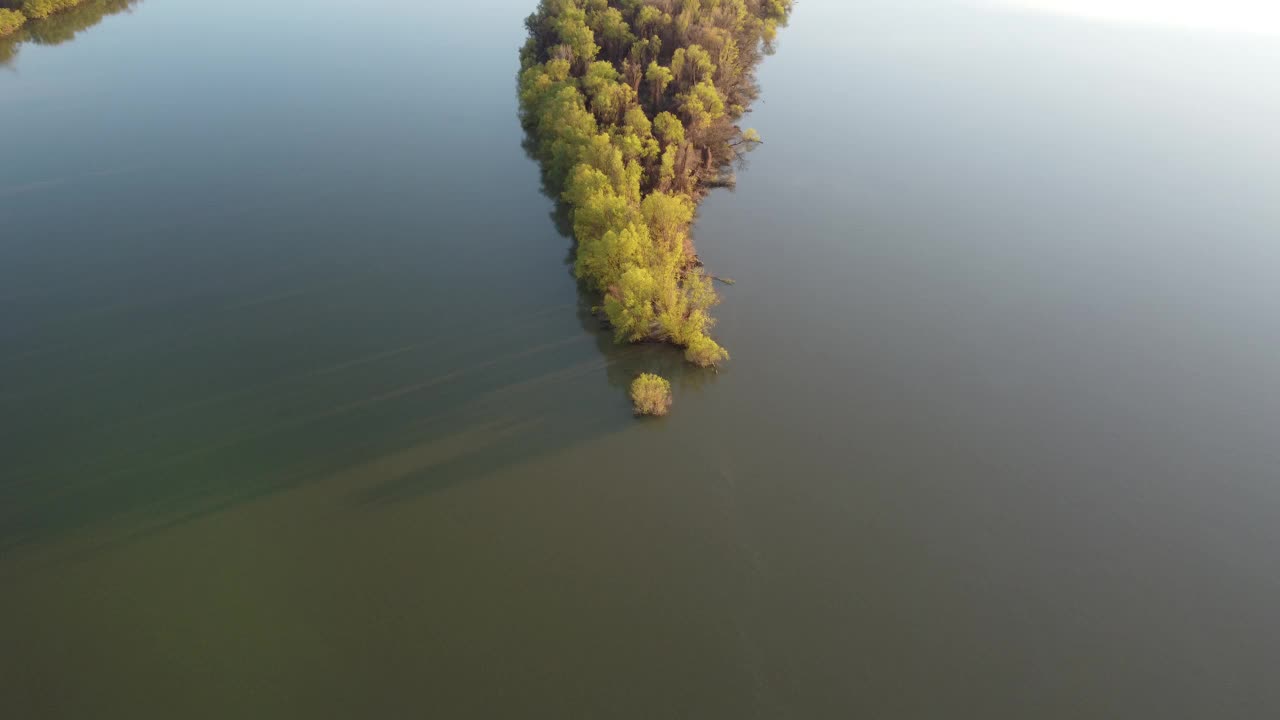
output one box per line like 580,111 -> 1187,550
3,0 -> 1280,716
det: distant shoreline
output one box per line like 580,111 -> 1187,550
0,0 -> 140,63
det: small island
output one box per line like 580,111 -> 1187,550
631,373 -> 673,416
519,0 -> 792,367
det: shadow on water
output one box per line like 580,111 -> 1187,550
1,273 -> 718,569
0,0 -> 142,66
0,302 -> 635,562
350,287 -> 721,509
0,49 -> 717,575
349,129 -> 722,508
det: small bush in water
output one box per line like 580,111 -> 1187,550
631,373 -> 672,416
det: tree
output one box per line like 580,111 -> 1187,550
0,8 -> 24,36
641,192 -> 693,257
553,5 -> 599,68
578,223 -> 648,294
684,45 -> 715,85
645,61 -> 673,109
531,86 -> 600,188
606,267 -> 659,341
622,107 -> 660,161
589,6 -> 634,59
630,374 -> 672,416
582,60 -> 634,125
651,112 -> 684,148
677,80 -> 725,131
633,6 -> 668,38
685,334 -> 729,368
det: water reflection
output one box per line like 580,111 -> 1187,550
0,0 -> 141,66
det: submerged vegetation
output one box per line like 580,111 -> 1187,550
631,373 -> 673,416
519,0 -> 791,367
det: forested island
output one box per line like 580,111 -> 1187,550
519,0 -> 792,367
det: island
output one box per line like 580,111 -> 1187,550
519,0 -> 792,367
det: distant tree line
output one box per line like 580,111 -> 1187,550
0,0 -> 129,38
0,0 -> 138,61
2,0 -> 85,21
519,0 -> 791,367
0,8 -> 24,36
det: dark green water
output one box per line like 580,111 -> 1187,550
4,0 -> 1280,716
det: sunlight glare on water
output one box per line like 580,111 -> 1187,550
989,0 -> 1280,36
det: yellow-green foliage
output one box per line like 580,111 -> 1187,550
0,8 -> 25,35
20,0 -> 82,20
684,333 -> 729,368
8,0 -> 137,46
630,373 -> 672,416
520,0 -> 791,367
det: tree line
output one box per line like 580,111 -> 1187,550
1,0 -> 120,38
0,0 -> 138,62
519,0 -> 791,367
2,0 -> 138,38
1,0 -> 81,35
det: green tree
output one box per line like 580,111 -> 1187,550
582,60 -> 635,124
645,61 -> 673,109
633,6 -> 668,38
622,107 -> 660,161
0,7 -> 24,35
578,223 -> 648,294
651,112 -> 684,147
553,5 -> 599,68
684,44 -> 715,84
605,267 -> 659,341
589,5 -> 633,59
678,80 -> 724,130
630,374 -> 672,416
684,334 -> 729,368
21,0 -> 79,19
641,192 -> 693,257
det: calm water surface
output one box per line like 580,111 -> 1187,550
3,0 -> 1280,716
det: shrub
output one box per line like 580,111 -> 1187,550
630,373 -> 672,416
0,8 -> 25,35
684,334 -> 728,368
